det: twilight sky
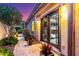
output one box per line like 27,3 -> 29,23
0,3 -> 36,22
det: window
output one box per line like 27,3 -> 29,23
41,11 -> 60,49
41,17 -> 48,42
49,12 -> 59,45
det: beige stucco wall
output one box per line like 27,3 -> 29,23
59,4 -> 69,55
34,18 -> 41,41
35,4 -> 70,55
74,4 -> 79,56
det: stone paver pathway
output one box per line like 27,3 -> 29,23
13,40 -> 42,56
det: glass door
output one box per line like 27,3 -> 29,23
49,12 -> 59,45
41,17 -> 48,42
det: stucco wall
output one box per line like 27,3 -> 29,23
27,18 -> 34,35
35,4 -> 70,55
74,4 -> 79,56
59,4 -> 69,55
34,18 -> 41,41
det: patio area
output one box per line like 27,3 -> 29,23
13,39 -> 59,56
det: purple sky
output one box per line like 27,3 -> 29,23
0,3 -> 36,22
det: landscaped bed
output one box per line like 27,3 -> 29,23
0,36 -> 18,56
0,47 -> 13,56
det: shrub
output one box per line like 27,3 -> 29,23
23,29 -> 30,40
0,36 -> 18,46
0,47 -> 13,56
15,27 -> 22,33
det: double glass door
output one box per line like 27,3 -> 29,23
41,11 -> 59,46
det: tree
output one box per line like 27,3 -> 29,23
0,5 -> 22,37
0,6 -> 21,25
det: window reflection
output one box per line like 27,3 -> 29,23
50,12 -> 58,45
41,17 -> 48,41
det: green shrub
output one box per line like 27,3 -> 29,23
15,27 -> 22,33
0,36 -> 18,46
0,47 -> 13,56
23,29 -> 30,40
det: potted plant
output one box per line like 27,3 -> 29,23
23,29 -> 30,41
41,44 -> 54,56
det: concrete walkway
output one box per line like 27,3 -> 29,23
13,40 -> 42,56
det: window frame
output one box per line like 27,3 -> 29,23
48,10 -> 61,49
41,10 -> 61,51
41,16 -> 48,42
